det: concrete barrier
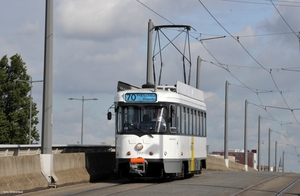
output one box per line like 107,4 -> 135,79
229,161 -> 256,171
0,155 -> 48,193
53,153 -> 90,186
206,155 -> 229,171
52,152 -> 116,185
206,155 -> 256,171
0,152 -> 257,193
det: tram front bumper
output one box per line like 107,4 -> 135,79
129,157 -> 147,176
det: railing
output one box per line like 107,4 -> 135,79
0,144 -> 115,157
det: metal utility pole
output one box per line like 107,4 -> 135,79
196,56 -> 202,90
14,77 -> 43,144
282,151 -> 285,172
244,100 -> 248,171
258,115 -> 261,171
40,0 -> 54,185
146,19 -> 154,85
268,128 -> 271,171
69,96 -> 98,144
275,141 -> 278,172
224,81 -> 229,168
41,0 -> 53,154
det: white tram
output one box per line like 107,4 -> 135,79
109,81 -> 207,180
107,20 -> 207,180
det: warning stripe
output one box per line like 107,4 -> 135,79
191,136 -> 195,171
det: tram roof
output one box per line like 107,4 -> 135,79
115,81 -> 204,103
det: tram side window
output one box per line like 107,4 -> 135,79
117,107 -> 124,132
200,112 -> 203,136
190,109 -> 192,135
203,112 -> 207,137
196,111 -> 200,136
200,112 -> 207,137
169,104 -> 177,133
190,109 -> 195,135
185,108 -> 190,135
182,107 -> 186,135
194,110 -> 197,136
177,106 -> 181,133
190,109 -> 193,135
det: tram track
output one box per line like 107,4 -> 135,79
276,177 -> 300,196
232,173 -> 300,196
77,181 -> 159,196
20,171 -> 300,196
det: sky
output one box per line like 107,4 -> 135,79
1,0 -> 300,173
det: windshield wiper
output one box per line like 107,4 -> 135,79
124,123 -> 153,138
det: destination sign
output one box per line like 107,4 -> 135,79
125,93 -> 157,102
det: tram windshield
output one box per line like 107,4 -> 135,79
117,105 -> 168,134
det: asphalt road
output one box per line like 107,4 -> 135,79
21,170 -> 300,196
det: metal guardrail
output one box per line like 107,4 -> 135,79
0,144 -> 115,157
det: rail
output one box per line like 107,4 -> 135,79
231,173 -> 300,196
276,177 -> 300,196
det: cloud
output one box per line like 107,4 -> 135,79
56,0 -> 149,41
16,22 -> 40,35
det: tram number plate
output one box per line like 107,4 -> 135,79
125,93 -> 157,102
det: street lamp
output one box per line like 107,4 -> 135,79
68,96 -> 98,144
14,77 -> 43,144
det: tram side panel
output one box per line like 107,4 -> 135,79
176,136 -> 206,172
162,135 -> 182,174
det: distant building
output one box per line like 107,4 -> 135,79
212,149 -> 257,170
259,165 -> 274,172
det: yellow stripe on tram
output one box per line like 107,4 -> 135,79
191,136 -> 195,171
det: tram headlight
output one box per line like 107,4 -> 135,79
135,143 -> 143,151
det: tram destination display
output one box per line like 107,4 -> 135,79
125,93 -> 157,102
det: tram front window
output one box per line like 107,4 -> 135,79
118,106 -> 167,133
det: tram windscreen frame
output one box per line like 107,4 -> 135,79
117,104 -> 167,134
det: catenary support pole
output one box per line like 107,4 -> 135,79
275,141 -> 278,172
268,128 -> 271,171
224,81 -> 229,168
258,115 -> 261,171
41,0 -> 53,154
244,100 -> 248,171
282,151 -> 285,172
41,0 -> 54,185
196,56 -> 201,90
146,19 -> 154,84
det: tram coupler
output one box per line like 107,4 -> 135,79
129,157 -> 147,176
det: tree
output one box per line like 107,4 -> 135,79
0,54 -> 40,144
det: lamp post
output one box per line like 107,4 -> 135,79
15,77 -> 43,144
68,96 -> 98,144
